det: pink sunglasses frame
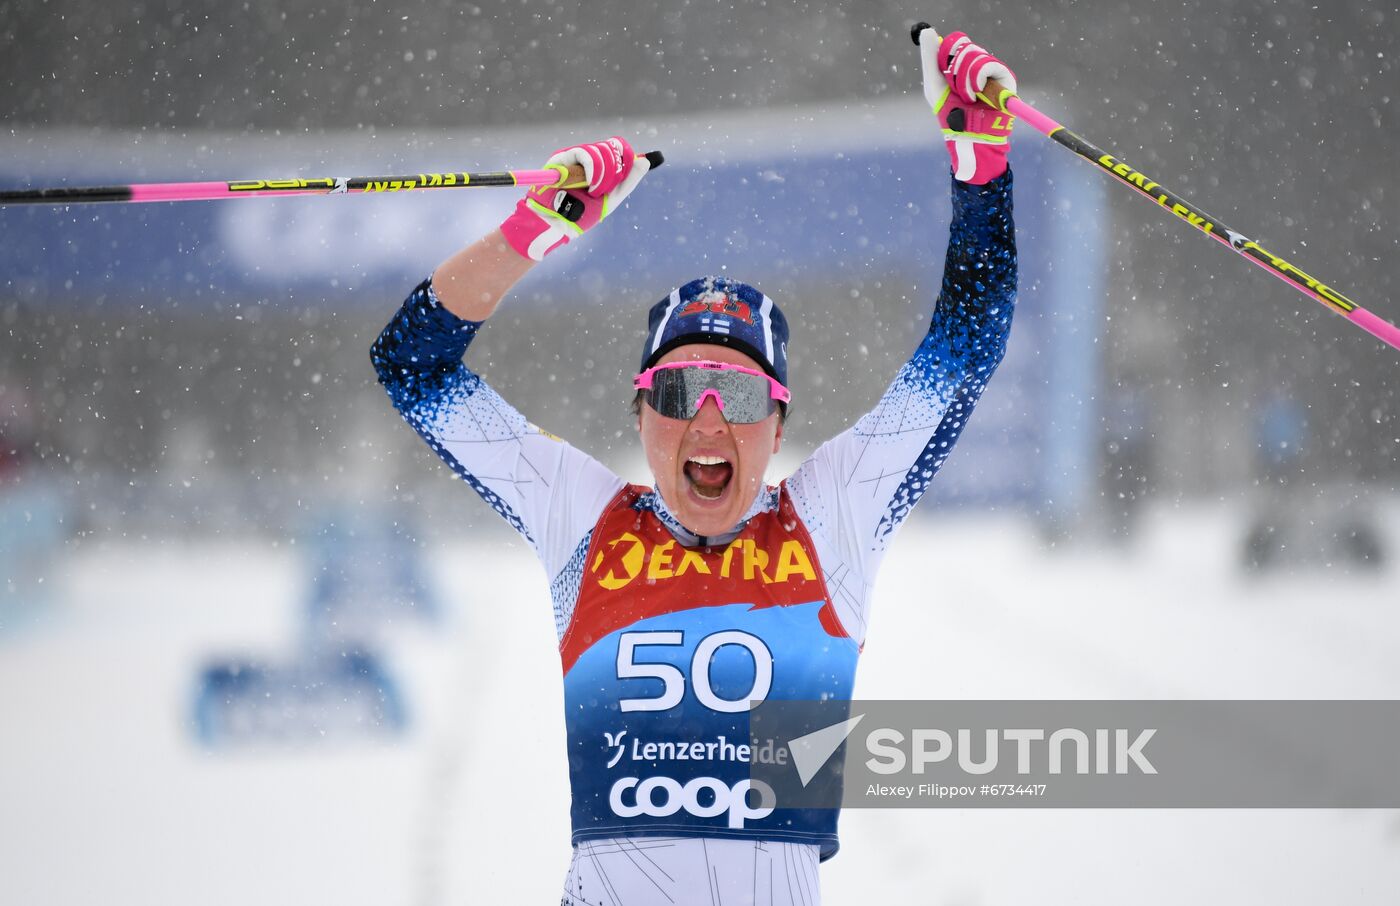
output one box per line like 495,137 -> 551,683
633,360 -> 792,408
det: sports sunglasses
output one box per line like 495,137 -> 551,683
633,360 -> 791,424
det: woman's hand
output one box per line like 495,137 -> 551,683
918,29 -> 1018,184
433,136 -> 655,321
499,135 -> 653,261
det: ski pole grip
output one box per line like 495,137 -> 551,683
551,151 -> 666,190
979,77 -> 1016,113
909,21 -> 1016,112
547,163 -> 589,190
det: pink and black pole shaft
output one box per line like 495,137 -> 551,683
0,151 -> 665,206
911,23 -> 1400,352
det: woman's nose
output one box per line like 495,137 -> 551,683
694,388 -> 726,415
690,393 -> 728,430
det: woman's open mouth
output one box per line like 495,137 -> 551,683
684,454 -> 733,500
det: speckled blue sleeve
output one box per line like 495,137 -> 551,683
784,169 -> 1015,643
370,278 -> 626,588
370,278 -> 484,412
369,278 -> 539,542
925,168 -> 1017,386
865,168 -> 1017,542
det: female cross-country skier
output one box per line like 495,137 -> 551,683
373,30 -> 1018,905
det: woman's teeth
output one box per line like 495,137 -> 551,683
684,455 -> 733,499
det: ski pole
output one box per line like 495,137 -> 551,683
0,150 -> 665,207
911,23 -> 1400,353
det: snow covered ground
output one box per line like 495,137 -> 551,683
2,499 -> 1398,905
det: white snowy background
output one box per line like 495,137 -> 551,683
4,499 -> 1399,904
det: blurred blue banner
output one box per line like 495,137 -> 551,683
0,107 -> 1106,516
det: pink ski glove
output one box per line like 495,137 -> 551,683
917,28 -> 1018,184
499,136 -> 651,261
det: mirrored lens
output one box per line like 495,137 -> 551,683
646,368 -> 777,424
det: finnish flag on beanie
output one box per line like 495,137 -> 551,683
640,276 -> 790,387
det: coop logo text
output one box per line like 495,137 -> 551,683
609,775 -> 776,829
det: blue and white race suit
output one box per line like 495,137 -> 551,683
372,172 -> 1017,904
